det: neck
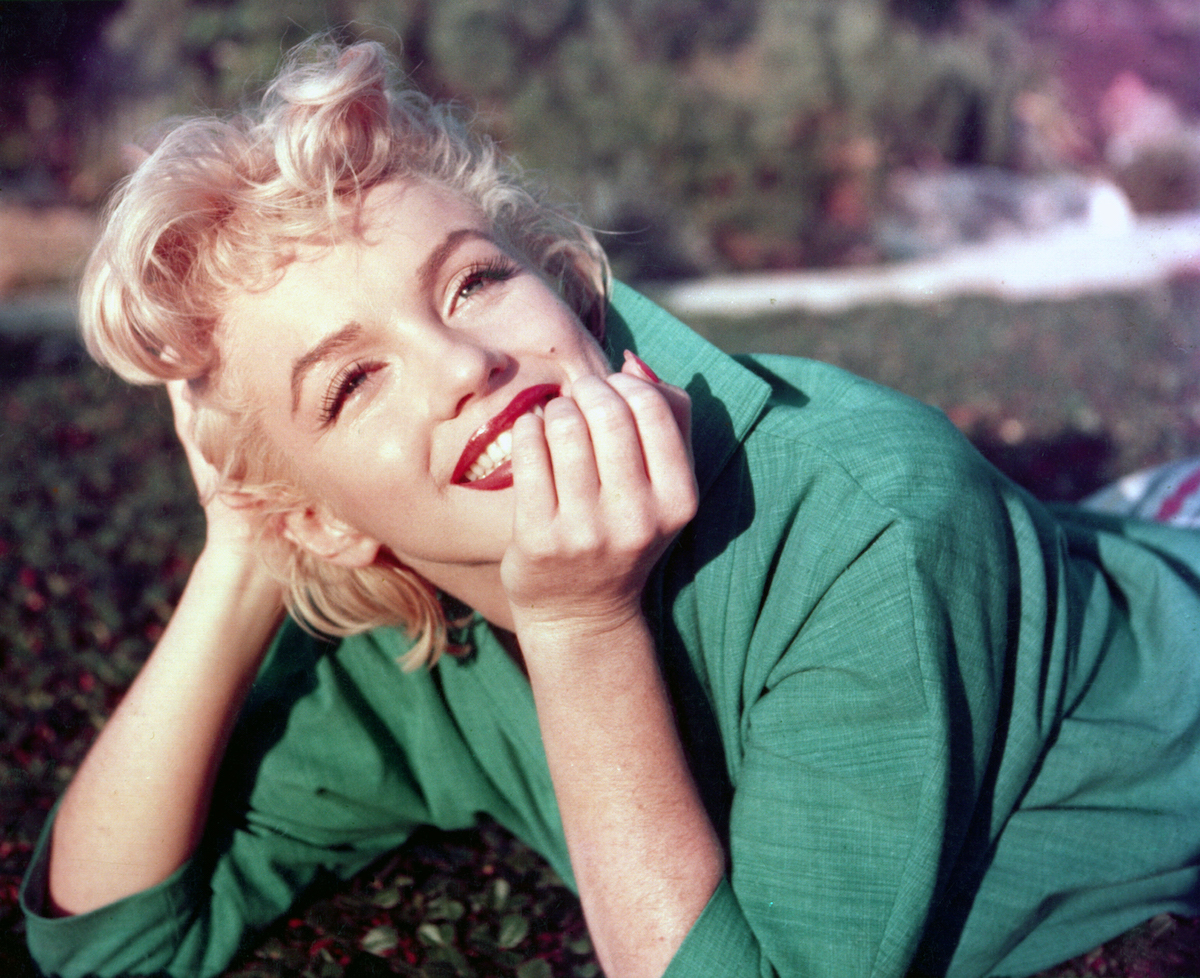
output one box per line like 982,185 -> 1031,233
407,557 -> 515,633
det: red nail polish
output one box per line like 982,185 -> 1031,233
624,349 -> 661,384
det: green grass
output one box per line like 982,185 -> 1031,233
4,284 -> 1200,975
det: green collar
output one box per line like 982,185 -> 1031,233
605,280 -> 772,495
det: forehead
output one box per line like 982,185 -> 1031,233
217,180 -> 488,351
285,180 -> 488,269
357,180 -> 488,246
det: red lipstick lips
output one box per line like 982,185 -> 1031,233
451,383 -> 561,490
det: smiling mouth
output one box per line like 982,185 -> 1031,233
452,384 -> 560,489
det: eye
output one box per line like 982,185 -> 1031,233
319,360 -> 382,426
453,256 -> 519,307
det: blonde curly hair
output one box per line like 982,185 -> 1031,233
81,37 -> 608,668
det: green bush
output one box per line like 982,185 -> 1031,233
56,0 -> 1056,276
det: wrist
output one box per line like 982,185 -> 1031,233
515,599 -> 643,645
174,547 -> 285,670
517,609 -> 655,689
193,541 -> 282,603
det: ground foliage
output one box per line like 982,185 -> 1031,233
6,285 -> 1200,975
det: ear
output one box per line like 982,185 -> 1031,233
281,504 -> 381,568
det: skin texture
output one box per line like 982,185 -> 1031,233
219,180 -> 614,619
48,180 -> 724,978
48,381 -> 286,914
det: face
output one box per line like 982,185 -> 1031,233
219,180 -> 610,592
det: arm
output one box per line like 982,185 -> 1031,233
503,355 -> 724,978
47,381 -> 285,914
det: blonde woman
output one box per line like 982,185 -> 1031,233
22,38 -> 1200,978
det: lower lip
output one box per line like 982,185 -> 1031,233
459,459 -> 513,491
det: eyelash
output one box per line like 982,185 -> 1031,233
319,360 -> 380,426
454,256 -> 518,304
317,256 -> 519,427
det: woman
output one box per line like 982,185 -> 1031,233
22,38 -> 1200,978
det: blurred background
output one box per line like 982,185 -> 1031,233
5,0 -> 1200,283
6,2 -> 1200,976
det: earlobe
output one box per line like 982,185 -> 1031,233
281,505 -> 381,568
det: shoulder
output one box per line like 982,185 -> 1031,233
672,352 -> 1024,680
726,352 -> 1007,530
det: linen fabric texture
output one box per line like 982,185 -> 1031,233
23,283 -> 1200,978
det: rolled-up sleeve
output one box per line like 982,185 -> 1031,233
21,621 -> 470,978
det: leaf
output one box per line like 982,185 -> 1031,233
497,913 -> 529,949
360,925 -> 398,956
370,886 -> 402,909
418,922 -> 451,947
427,944 -> 474,976
516,958 -> 553,978
489,876 -> 511,911
426,894 -> 466,921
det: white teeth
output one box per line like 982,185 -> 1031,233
465,429 -> 513,482
463,404 -> 546,482
488,430 -> 511,464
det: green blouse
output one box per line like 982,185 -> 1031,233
23,283 -> 1200,978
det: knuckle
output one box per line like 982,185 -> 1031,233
542,405 -> 586,439
623,383 -> 664,414
583,392 -> 628,424
566,524 -> 604,556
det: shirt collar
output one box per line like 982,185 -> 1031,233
604,280 -> 772,495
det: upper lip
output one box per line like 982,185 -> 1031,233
451,383 -> 560,484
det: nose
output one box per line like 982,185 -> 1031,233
418,326 -> 510,419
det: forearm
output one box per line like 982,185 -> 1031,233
521,614 -> 724,978
48,546 -> 283,915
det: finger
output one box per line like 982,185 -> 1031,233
166,379 -> 194,441
540,393 -> 602,511
621,349 -> 661,384
510,410 -> 558,531
165,379 -> 227,507
618,352 -> 692,460
655,382 -> 694,466
563,376 -> 645,494
605,373 -> 695,501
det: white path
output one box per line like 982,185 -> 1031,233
652,211 -> 1200,318
7,212 -> 1200,338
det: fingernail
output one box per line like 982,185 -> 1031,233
623,349 -> 661,384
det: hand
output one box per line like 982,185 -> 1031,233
167,380 -> 267,563
499,358 -> 720,978
500,352 -> 697,643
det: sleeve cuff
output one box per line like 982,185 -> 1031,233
663,876 -> 762,977
20,808 -> 199,978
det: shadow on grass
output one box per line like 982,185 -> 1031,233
971,429 -> 1116,503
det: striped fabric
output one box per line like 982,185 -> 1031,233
1083,458 -> 1200,527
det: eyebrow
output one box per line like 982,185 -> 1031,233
417,227 -> 494,294
290,321 -> 364,415
289,227 -> 494,416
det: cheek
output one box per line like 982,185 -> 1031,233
576,327 -> 612,373
548,312 -> 609,367
323,426 -> 426,509
517,281 -> 601,355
